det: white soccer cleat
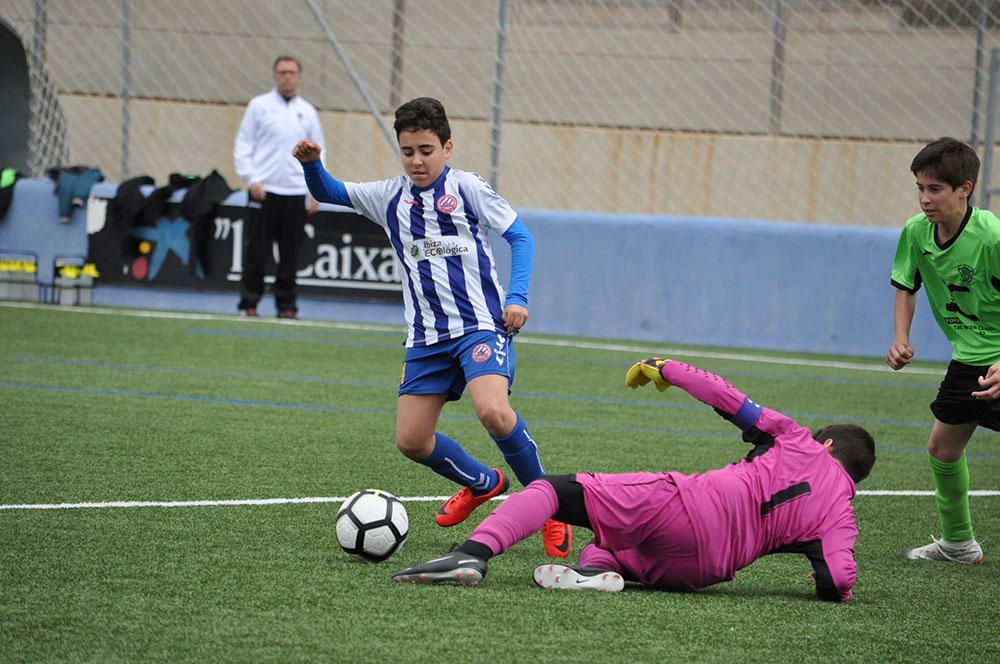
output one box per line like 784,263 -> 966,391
533,564 -> 624,592
900,536 -> 984,564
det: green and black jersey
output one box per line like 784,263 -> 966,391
891,206 -> 1000,365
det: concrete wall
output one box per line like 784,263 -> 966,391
0,177 -> 952,362
2,1 -> 996,226
46,98 -> 953,227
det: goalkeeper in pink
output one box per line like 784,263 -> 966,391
394,358 -> 876,602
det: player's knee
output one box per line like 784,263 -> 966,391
926,429 -> 971,462
927,439 -> 940,456
927,439 -> 965,463
476,405 -> 515,437
395,434 -> 432,461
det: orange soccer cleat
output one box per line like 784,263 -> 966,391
542,519 -> 573,558
435,469 -> 509,527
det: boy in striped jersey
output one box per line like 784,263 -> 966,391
888,137 -> 996,564
293,97 -> 571,557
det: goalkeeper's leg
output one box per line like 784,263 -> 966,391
466,477 -> 572,556
577,541 -> 627,575
393,478 -> 562,587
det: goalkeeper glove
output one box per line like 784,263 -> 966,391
625,357 -> 672,392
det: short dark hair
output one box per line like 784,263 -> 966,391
273,56 -> 302,73
910,137 -> 979,196
814,424 -> 876,484
393,97 -> 451,144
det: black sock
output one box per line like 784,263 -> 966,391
457,540 -> 493,560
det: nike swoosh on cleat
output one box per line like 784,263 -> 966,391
554,532 -> 570,553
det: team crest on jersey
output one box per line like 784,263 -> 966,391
471,343 -> 493,363
957,264 -> 976,284
435,194 -> 459,214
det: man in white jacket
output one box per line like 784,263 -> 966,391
233,55 -> 325,319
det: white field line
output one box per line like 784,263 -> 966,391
2,490 -> 999,511
0,301 -> 942,375
0,301 -> 405,331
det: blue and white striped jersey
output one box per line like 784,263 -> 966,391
345,166 -> 517,348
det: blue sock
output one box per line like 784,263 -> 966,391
492,413 -> 544,486
420,433 -> 498,495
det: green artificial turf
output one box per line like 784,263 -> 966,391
2,304 -> 997,663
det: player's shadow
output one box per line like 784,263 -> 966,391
628,582 -> 818,603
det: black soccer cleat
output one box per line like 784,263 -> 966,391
393,551 -> 488,587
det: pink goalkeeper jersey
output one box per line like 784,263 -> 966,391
578,362 -> 858,600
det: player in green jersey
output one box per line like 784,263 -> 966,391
887,137 -> 995,564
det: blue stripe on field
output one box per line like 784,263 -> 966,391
188,328 -> 402,349
0,353 -> 976,432
3,354 -> 386,388
178,328 -> 938,391
3,379 -> 999,460
4,353 -> 930,407
0,381 -> 392,415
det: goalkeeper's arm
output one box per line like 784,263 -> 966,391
773,540 -> 856,602
627,359 -> 798,437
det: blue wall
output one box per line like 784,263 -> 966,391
1,178 -> 91,284
0,178 -> 952,361
522,209 -> 950,361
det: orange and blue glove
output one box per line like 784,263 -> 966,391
625,357 -> 672,392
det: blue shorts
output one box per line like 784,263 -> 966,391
399,330 -> 516,402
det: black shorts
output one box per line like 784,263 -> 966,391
542,474 -> 592,530
930,360 -> 1000,431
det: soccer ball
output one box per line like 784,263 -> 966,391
336,489 -> 409,563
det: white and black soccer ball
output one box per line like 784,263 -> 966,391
336,489 -> 409,563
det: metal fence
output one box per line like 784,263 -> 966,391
3,0 -> 999,226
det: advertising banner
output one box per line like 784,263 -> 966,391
85,195 -> 402,302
